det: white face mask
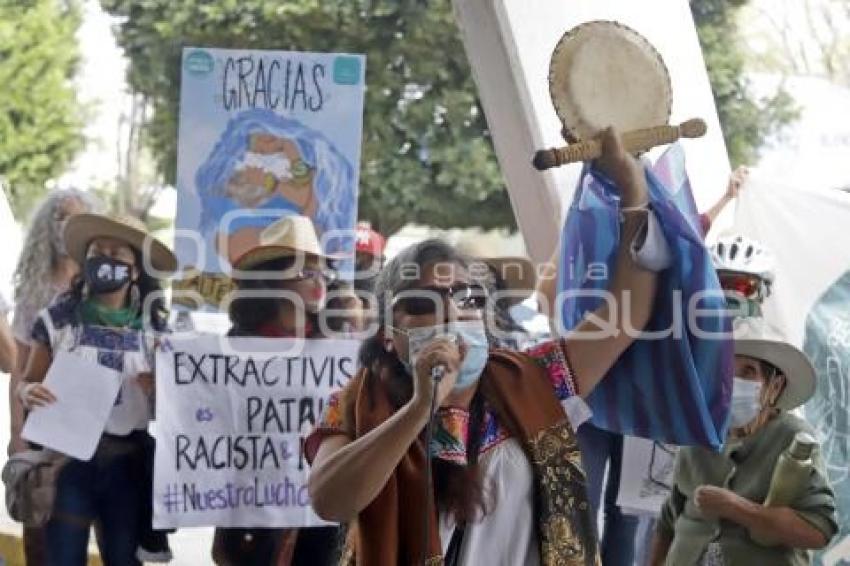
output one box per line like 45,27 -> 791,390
237,151 -> 293,180
729,377 -> 763,428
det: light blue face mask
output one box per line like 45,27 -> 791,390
448,320 -> 489,390
393,319 -> 489,392
729,377 -> 763,428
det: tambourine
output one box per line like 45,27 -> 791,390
535,20 -> 706,170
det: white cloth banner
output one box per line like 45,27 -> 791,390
153,335 -> 359,528
733,174 -> 850,347
734,174 -> 850,563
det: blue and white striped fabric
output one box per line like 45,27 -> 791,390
558,144 -> 732,449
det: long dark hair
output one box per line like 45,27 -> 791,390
61,247 -> 168,331
361,238 -> 487,522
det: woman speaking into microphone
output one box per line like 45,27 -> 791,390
305,129 -> 670,565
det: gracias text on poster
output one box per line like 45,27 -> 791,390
172,48 -> 366,309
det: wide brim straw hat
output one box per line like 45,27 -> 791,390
733,318 -> 816,410
64,213 -> 178,274
456,239 -> 536,306
230,214 -> 339,270
549,20 -> 672,141
478,256 -> 536,305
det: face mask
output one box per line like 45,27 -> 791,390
84,256 -> 133,294
237,151 -> 293,180
447,320 -> 489,391
397,320 -> 489,392
729,377 -> 763,429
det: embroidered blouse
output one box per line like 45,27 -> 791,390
313,339 -> 591,462
310,340 -> 590,566
31,298 -> 154,436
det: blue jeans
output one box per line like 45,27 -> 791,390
577,423 -> 639,566
46,436 -> 144,566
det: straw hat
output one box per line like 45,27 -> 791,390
478,257 -> 536,305
733,318 -> 816,410
64,213 -> 178,273
456,240 -> 536,305
231,214 -> 334,270
549,20 -> 672,141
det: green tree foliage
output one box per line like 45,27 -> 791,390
0,0 -> 84,217
103,0 -> 796,233
691,0 -> 799,166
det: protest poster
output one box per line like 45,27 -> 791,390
171,47 -> 366,310
153,335 -> 359,528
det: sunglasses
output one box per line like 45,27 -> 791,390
719,273 -> 762,299
392,283 -> 488,316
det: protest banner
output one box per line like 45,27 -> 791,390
171,47 -> 366,310
734,176 -> 850,564
153,335 -> 359,528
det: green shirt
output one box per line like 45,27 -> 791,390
659,413 -> 837,565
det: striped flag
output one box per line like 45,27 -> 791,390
558,144 -> 733,448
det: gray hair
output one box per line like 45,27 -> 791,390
359,238 -> 473,369
13,188 -> 102,317
372,238 -> 472,327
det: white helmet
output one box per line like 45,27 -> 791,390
710,235 -> 774,282
710,235 -> 774,305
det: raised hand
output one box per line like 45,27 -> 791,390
411,336 -> 466,411
594,126 -> 648,207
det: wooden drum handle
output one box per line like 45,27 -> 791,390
533,118 -> 707,171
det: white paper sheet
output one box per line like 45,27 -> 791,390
617,436 -> 678,517
22,351 -> 122,460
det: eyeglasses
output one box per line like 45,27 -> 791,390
719,273 -> 762,299
283,268 -> 337,284
392,283 -> 487,316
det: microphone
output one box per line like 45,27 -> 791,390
431,364 -> 446,382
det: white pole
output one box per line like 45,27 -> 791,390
454,0 -> 731,260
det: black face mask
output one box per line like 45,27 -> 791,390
84,256 -> 133,294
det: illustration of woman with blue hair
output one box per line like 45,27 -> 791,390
195,108 -> 357,267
